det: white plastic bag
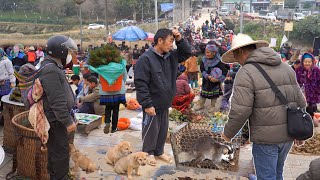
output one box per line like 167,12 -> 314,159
137,112 -> 143,119
129,117 -> 142,131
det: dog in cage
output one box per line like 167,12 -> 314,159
177,136 -> 235,169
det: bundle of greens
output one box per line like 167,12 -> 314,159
88,44 -> 122,67
169,109 -> 188,122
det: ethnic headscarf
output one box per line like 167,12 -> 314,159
295,53 -> 320,104
202,44 -> 221,71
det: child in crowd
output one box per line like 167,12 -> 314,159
76,73 -> 91,103
185,56 -> 199,89
100,66 -> 127,134
77,76 -> 105,115
220,71 -> 236,112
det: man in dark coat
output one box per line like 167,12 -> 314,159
134,28 -> 192,166
39,35 -> 77,180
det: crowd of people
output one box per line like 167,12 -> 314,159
0,9 -> 319,179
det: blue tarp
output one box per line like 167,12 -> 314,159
161,3 -> 174,12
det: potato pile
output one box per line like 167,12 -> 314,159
291,134 -> 320,155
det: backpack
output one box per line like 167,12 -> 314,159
17,63 -> 54,108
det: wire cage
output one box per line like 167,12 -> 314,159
170,122 -> 242,172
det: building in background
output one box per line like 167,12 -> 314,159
222,0 -> 251,13
298,0 -> 316,9
173,0 -> 192,25
252,0 -> 271,11
270,0 -> 285,9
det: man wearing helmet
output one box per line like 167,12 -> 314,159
39,35 -> 78,179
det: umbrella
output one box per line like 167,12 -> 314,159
145,32 -> 155,41
112,26 -> 148,42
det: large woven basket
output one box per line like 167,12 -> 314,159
2,101 -> 27,153
170,122 -> 242,172
8,111 -> 49,180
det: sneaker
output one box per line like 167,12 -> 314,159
104,123 -> 110,134
111,128 -> 118,133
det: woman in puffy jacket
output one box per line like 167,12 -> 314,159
295,53 -> 320,126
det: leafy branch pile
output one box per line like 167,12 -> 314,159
169,109 -> 188,122
88,44 -> 122,67
169,109 -> 210,123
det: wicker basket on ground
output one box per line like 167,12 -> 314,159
170,122 -> 242,172
7,111 -> 49,180
2,96 -> 28,153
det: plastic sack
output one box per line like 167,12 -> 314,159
129,117 -> 142,131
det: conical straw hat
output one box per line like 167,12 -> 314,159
222,33 -> 269,63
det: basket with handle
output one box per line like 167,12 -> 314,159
2,95 -> 28,153
7,111 -> 49,180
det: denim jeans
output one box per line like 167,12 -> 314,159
252,141 -> 293,180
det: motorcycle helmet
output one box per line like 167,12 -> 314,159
46,35 -> 77,63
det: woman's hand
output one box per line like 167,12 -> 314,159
208,76 -> 219,83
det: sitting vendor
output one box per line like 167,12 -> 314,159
172,74 -> 195,112
76,73 -> 91,100
70,75 -> 83,96
77,76 -> 105,115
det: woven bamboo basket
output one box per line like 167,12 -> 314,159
2,100 -> 27,153
170,122 -> 242,172
8,111 -> 49,180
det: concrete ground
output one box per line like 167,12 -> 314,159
1,90 -> 319,179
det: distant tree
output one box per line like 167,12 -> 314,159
292,15 -> 320,43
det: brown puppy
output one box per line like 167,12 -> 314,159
69,144 -> 98,174
114,152 -> 148,180
105,141 -> 132,165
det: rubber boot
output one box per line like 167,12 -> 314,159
104,123 -> 110,134
193,97 -> 206,111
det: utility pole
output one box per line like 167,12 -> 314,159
250,0 -> 252,13
240,0 -> 244,33
155,0 -> 158,31
74,0 -> 86,51
141,0 -> 144,21
182,0 -> 185,21
105,0 -> 108,36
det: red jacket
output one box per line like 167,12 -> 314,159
176,74 -> 191,96
27,51 -> 36,63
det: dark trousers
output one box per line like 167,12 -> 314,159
105,104 -> 120,131
142,109 -> 169,156
79,102 -> 95,114
47,121 -> 70,180
126,65 -> 132,72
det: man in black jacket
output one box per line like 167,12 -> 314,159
134,28 -> 192,166
39,35 -> 77,180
